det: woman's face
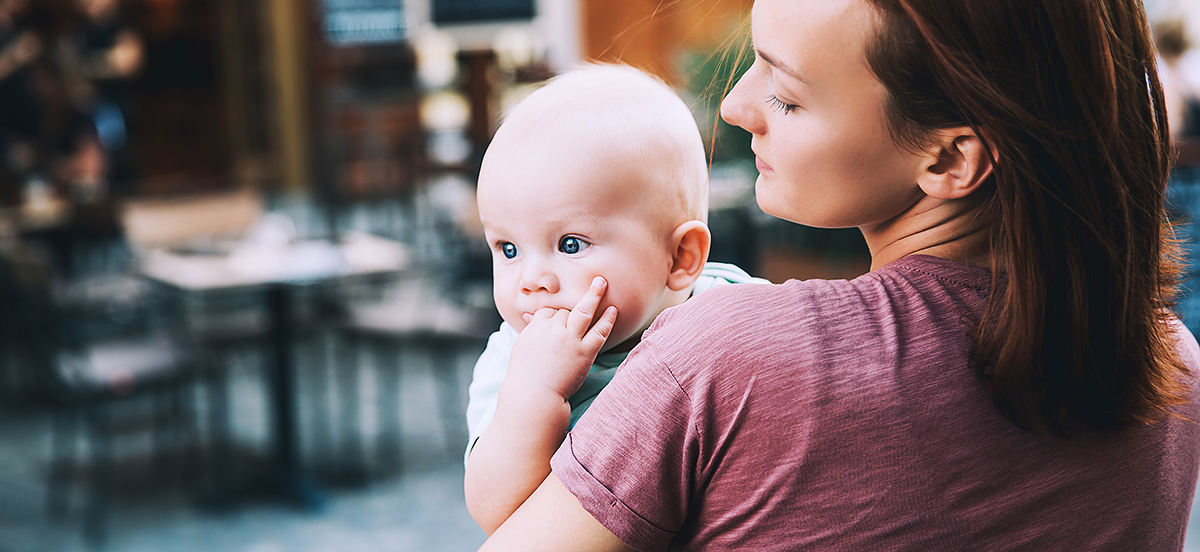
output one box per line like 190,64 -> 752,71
720,0 -> 927,231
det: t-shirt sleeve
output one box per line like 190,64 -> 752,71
550,336 -> 697,552
464,323 -> 516,466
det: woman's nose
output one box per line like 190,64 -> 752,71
720,68 -> 766,135
519,262 -> 560,294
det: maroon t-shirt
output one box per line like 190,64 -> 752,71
551,255 -> 1200,551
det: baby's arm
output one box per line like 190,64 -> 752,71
464,277 -> 617,535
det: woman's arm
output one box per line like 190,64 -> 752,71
479,473 -> 634,552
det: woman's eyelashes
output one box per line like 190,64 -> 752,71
767,94 -> 800,114
558,236 -> 590,255
500,242 -> 518,259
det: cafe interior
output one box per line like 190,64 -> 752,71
1,0 -> 1199,550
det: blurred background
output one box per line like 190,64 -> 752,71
0,0 -> 1197,550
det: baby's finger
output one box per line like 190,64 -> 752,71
552,308 -> 571,324
567,276 -> 607,337
582,306 -> 617,353
530,307 -> 557,322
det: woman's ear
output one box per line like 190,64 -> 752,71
916,127 -> 996,200
667,220 -> 711,291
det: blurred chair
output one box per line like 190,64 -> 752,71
334,270 -> 496,480
0,249 -> 218,548
118,187 -> 275,481
122,188 -> 357,482
118,187 -> 271,391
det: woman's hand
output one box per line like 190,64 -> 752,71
507,276 -> 618,401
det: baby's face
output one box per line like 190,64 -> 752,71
477,141 -> 678,353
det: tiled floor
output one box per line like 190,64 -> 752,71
0,335 -> 489,552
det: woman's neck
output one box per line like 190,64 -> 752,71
862,193 -> 992,271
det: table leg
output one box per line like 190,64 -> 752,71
264,283 -> 325,510
196,284 -> 325,512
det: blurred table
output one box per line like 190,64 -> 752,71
138,231 -> 411,508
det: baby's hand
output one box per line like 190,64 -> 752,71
507,276 -> 618,400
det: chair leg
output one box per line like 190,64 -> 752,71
338,334 -> 367,482
431,343 -> 469,455
205,358 -> 232,494
169,383 -> 188,483
84,401 -> 111,548
306,334 -> 334,474
152,389 -> 173,482
376,340 -> 403,474
46,406 -> 76,520
178,380 -> 203,488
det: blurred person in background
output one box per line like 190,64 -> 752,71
0,0 -> 42,205
56,0 -> 142,201
1156,18 -> 1200,139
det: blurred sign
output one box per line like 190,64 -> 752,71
322,0 -> 407,46
432,0 -> 534,25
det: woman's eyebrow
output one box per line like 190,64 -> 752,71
756,47 -> 811,84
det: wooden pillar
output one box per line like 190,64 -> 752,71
265,0 -> 312,191
216,0 -> 251,180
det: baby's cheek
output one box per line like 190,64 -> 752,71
493,299 -> 524,332
605,294 -> 647,340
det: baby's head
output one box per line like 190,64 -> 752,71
476,64 -> 711,352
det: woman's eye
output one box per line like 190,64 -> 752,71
558,236 -> 590,255
766,94 -> 799,115
500,242 -> 518,259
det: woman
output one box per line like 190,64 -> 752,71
480,0 -> 1200,549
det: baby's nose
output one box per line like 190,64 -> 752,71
520,266 -> 560,294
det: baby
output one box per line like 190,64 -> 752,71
463,64 -> 766,534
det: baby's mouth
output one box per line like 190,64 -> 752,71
520,308 -> 558,323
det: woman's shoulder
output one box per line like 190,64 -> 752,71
674,254 -> 985,312
644,255 -> 992,359
644,272 -> 867,358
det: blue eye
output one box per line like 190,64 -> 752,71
559,236 -> 589,255
501,242 -> 518,259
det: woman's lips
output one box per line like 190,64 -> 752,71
755,155 -> 774,175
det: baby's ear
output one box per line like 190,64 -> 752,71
667,220 -> 711,291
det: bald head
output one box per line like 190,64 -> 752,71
481,64 -> 709,224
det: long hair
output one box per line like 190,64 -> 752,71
864,0 -> 1190,434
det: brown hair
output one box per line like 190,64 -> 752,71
864,0 -> 1190,434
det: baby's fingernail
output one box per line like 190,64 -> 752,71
592,276 -> 605,288
522,313 -> 532,323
